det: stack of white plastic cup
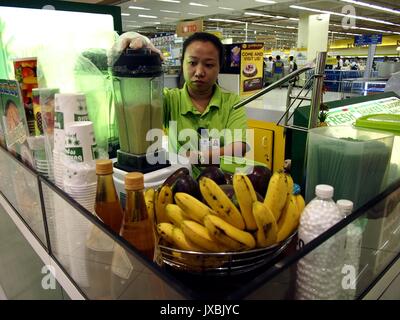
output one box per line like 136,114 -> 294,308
53,93 -> 89,189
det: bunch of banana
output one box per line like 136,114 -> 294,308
199,177 -> 245,230
155,185 -> 173,223
155,170 -> 305,257
264,170 -> 293,221
144,188 -> 155,223
233,174 -> 258,231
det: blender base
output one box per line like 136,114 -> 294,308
115,149 -> 170,174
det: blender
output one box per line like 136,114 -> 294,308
111,48 -> 191,200
112,48 -> 168,173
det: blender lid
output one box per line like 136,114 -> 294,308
112,48 -> 163,77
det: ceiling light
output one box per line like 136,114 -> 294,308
218,7 -> 234,11
157,0 -> 181,3
126,25 -> 142,28
189,2 -> 208,7
128,6 -> 151,11
255,0 -> 276,3
138,14 -> 158,19
144,21 -> 161,24
289,18 -> 299,21
160,10 -> 181,14
121,13 -> 130,16
164,17 -> 177,20
274,16 -> 287,19
290,5 -> 400,26
341,0 -> 400,15
245,12 -> 274,18
209,18 -> 245,24
187,13 -> 202,15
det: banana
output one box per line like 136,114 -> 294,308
155,185 -> 173,224
252,201 -> 278,247
204,216 -> 244,251
174,192 -> 214,223
144,188 -> 155,223
264,170 -> 291,221
294,194 -> 305,215
165,204 -> 185,226
199,177 -> 245,230
203,215 -> 255,250
233,173 -> 258,231
156,222 -> 175,244
277,194 -> 300,242
172,227 -> 203,252
181,220 -> 227,252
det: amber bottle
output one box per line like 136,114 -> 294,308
94,159 -> 124,234
121,172 -> 155,260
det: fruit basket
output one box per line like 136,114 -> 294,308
157,231 -> 296,276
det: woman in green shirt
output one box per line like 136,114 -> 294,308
114,32 -> 248,173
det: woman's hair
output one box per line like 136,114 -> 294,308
5,100 -> 17,114
181,32 -> 225,70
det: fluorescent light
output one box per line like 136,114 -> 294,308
209,18 -> 245,24
121,13 -> 130,16
341,0 -> 400,15
274,16 -> 287,19
157,0 -> 181,3
126,25 -> 142,28
255,0 -> 276,3
187,13 -> 202,15
289,17 -> 299,21
245,12 -> 274,18
189,2 -> 208,7
163,17 -> 177,20
290,5 -> 400,26
144,21 -> 161,24
128,6 -> 151,11
138,14 -> 158,19
218,7 -> 235,11
160,10 -> 181,14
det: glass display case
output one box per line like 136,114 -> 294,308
1,143 -> 399,300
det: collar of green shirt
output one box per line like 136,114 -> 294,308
180,82 -> 222,116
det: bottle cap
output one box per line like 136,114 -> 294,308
315,184 -> 334,199
96,159 -> 113,175
125,172 -> 144,191
337,199 -> 354,216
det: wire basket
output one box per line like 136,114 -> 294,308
158,232 -> 297,276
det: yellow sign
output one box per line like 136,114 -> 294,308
176,20 -> 203,37
207,31 -> 223,39
239,43 -> 264,97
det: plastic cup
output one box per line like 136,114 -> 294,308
64,121 -> 97,163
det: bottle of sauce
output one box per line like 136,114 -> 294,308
121,172 -> 155,260
94,159 -> 123,233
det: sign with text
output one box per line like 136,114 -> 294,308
326,97 -> 400,126
176,20 -> 203,37
239,43 -> 264,97
354,34 -> 382,47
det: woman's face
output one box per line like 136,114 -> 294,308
183,40 -> 220,94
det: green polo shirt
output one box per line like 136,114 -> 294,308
163,83 -> 247,176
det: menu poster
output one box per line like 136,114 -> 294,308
239,43 -> 264,97
0,79 -> 35,167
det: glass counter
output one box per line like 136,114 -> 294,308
0,144 -> 399,300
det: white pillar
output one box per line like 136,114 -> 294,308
297,13 -> 330,62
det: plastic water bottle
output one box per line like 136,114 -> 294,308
295,184 -> 346,300
337,199 -> 363,299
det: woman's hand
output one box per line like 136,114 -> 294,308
108,31 -> 164,65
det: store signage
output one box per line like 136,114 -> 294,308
176,20 -> 203,37
354,34 -> 382,47
240,43 -> 264,97
326,97 -> 400,126
256,35 -> 276,43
